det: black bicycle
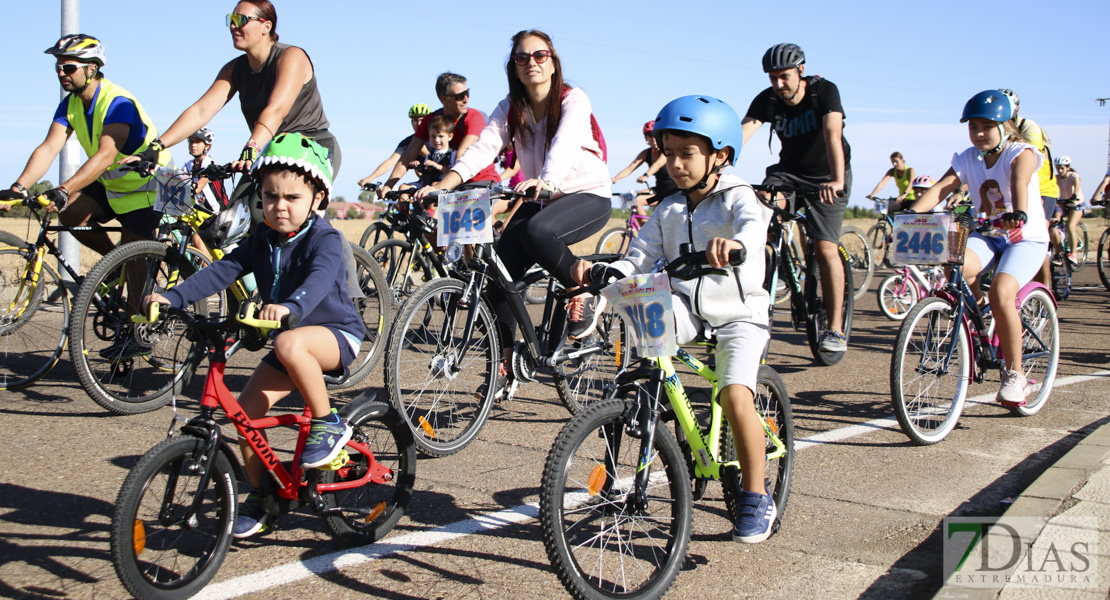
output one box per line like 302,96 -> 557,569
756,184 -> 854,366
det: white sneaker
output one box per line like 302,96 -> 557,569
996,369 -> 1028,407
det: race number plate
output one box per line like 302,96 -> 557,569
437,189 -> 494,246
152,167 -> 195,217
892,212 -> 950,265
601,272 -> 676,358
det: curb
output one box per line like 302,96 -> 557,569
933,420 -> 1110,599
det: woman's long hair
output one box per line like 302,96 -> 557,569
506,30 -> 565,153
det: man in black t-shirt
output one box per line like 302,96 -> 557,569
741,43 -> 852,354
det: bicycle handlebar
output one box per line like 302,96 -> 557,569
1,195 -> 51,209
751,183 -> 847,199
133,301 -> 298,334
424,185 -> 554,202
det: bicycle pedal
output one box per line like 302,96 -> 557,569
318,449 -> 351,471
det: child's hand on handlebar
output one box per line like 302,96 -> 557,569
258,303 -> 290,322
141,293 -> 170,315
706,237 -> 744,269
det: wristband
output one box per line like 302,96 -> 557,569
11,182 -> 26,196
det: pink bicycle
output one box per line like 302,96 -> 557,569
596,192 -> 651,255
877,264 -> 946,321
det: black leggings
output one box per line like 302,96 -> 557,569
489,192 -> 611,350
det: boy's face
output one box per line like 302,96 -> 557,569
261,169 -> 324,234
187,138 -> 208,157
661,132 -> 724,190
429,130 -> 451,151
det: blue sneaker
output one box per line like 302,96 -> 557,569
233,490 -> 269,539
733,489 -> 777,544
301,410 -> 352,469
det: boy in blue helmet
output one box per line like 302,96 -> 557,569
571,95 -> 777,543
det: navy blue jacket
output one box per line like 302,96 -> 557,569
163,217 -> 363,342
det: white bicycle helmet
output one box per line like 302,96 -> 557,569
911,175 -> 935,189
1054,155 -> 1071,167
189,129 -> 215,145
45,34 -> 106,67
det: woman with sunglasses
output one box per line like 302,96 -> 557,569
416,29 -> 612,396
130,0 -> 340,180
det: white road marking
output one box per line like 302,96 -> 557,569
198,369 -> 1110,599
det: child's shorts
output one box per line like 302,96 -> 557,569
261,326 -> 360,377
673,294 -> 770,394
966,234 -> 1048,288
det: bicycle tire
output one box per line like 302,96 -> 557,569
0,230 -> 31,250
370,238 -> 421,307
0,249 -> 69,389
540,399 -> 692,600
383,277 -> 499,457
1050,258 -> 1071,301
554,301 -> 630,414
764,244 -> 790,305
329,244 -> 391,389
182,247 -> 228,319
867,223 -> 889,268
359,221 -> 394,250
839,225 -> 873,301
70,241 -> 203,415
1014,288 -> 1059,416
1098,227 -> 1110,292
595,227 -> 629,256
720,365 -> 795,526
111,435 -> 236,600
321,400 -> 416,544
890,298 -> 970,445
877,272 -> 920,321
1073,222 -> 1089,271
804,243 -> 854,366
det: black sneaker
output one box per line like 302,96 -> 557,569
233,490 -> 270,539
567,295 -> 607,341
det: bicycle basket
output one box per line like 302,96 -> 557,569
152,168 -> 196,217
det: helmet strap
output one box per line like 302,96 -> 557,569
73,65 -> 95,95
680,153 -> 723,198
976,123 -> 1008,161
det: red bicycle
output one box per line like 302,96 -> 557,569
110,302 -> 416,600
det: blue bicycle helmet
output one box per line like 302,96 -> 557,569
653,95 -> 743,166
960,90 -> 1014,123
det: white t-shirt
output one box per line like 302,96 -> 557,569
182,155 -> 221,214
951,142 -> 1048,243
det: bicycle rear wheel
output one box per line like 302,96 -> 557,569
540,399 -> 692,600
383,277 -> 499,457
70,241 -> 202,415
1014,288 -> 1059,416
111,435 -> 236,600
720,365 -> 795,526
595,227 -> 630,255
839,225 -> 873,300
321,400 -> 416,544
890,298 -> 970,445
554,301 -> 630,414
329,244 -> 391,389
1050,258 -> 1071,301
0,249 -> 69,389
805,243 -> 854,366
877,272 -> 920,321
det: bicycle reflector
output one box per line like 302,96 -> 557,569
587,465 -> 607,496
418,415 -> 436,439
132,520 -> 146,555
366,502 -> 387,524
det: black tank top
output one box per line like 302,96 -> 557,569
232,43 -> 330,137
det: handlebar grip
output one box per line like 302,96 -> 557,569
282,313 -> 299,330
728,248 -> 745,266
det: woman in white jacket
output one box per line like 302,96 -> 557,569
417,29 -> 612,395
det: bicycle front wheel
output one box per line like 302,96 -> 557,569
0,249 -> 69,389
804,243 -> 854,366
1015,288 -> 1059,416
1073,222 -> 1089,271
1050,258 -> 1071,301
383,277 -> 499,457
321,400 -> 416,544
839,225 -> 873,301
1099,227 -> 1110,292
359,222 -> 394,250
867,223 -> 889,268
70,241 -> 202,415
595,227 -> 630,256
329,244 -> 391,389
540,400 -> 692,600
877,272 -> 920,321
370,239 -> 421,307
554,301 -> 630,414
890,298 -> 970,445
111,435 -> 236,600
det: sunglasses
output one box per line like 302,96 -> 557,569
55,63 -> 87,75
444,89 -> 470,101
513,50 -> 553,66
226,13 -> 267,28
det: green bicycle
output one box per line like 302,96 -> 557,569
539,250 -> 795,600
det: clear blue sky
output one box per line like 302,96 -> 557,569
3,0 -> 1108,206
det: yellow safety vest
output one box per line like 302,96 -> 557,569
67,78 -> 170,214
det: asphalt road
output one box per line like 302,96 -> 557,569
2,266 -> 1108,600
